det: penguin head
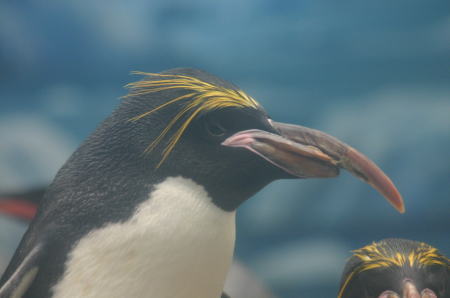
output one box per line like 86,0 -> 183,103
338,239 -> 450,298
64,68 -> 404,212
109,68 -> 298,210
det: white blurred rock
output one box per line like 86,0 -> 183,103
225,261 -> 276,298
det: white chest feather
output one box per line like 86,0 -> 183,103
52,177 -> 236,298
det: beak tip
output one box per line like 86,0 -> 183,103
345,148 -> 405,214
395,204 -> 405,214
396,200 -> 406,214
383,186 -> 405,214
387,191 -> 405,214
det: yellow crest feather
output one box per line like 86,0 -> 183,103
351,241 -> 449,270
124,71 -> 260,167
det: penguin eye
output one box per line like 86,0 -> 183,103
204,119 -> 226,137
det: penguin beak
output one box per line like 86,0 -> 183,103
377,280 -> 437,298
222,120 -> 404,213
400,280 -> 433,298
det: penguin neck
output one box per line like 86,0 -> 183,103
155,157 -> 281,212
52,176 -> 236,298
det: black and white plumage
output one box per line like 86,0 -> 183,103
0,68 -> 404,298
338,238 -> 450,298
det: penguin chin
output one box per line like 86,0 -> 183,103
222,120 -> 404,214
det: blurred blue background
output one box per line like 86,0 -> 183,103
0,1 -> 449,297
